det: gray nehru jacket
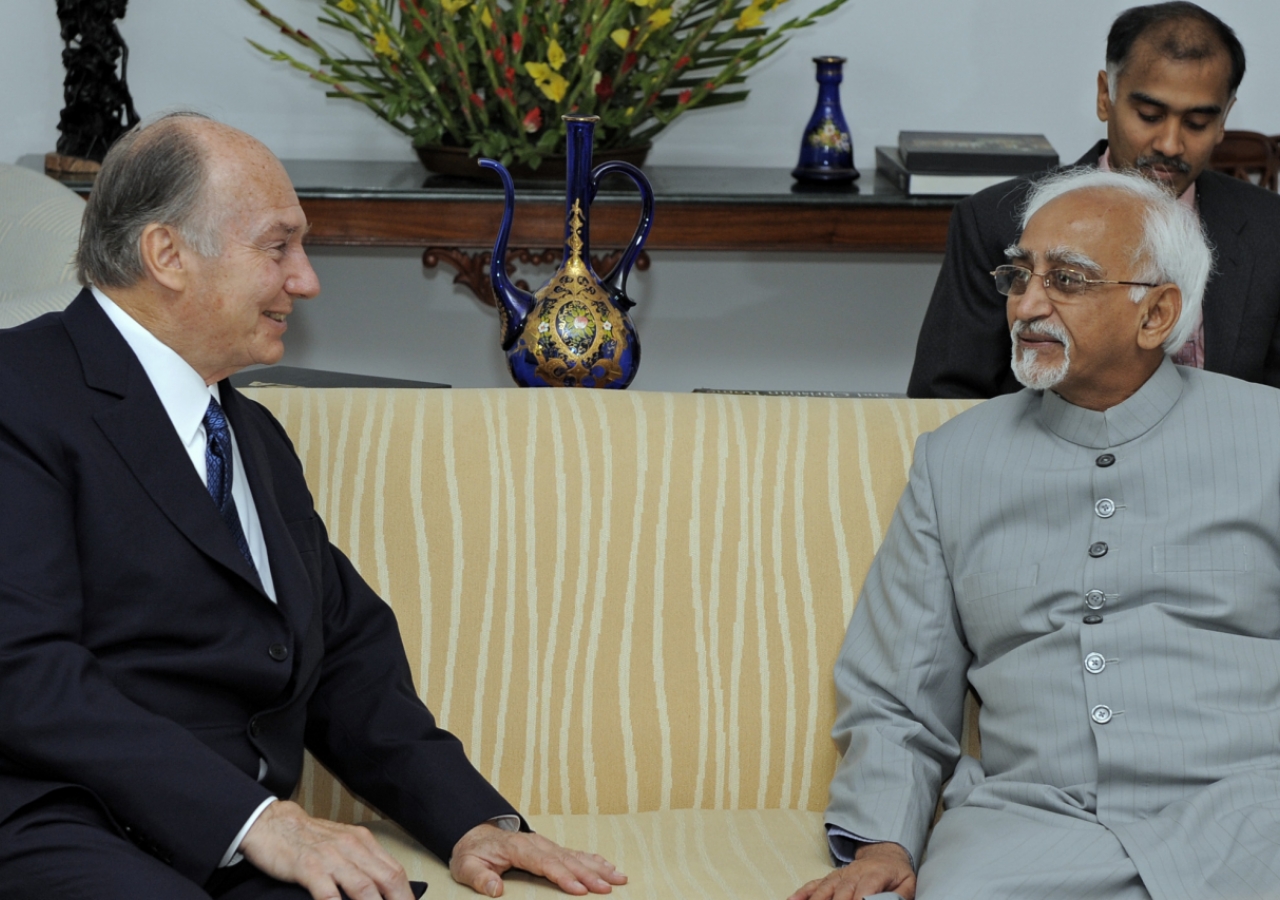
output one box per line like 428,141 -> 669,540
827,357 -> 1280,899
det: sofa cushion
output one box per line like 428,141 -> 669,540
246,387 -> 978,825
367,809 -> 833,900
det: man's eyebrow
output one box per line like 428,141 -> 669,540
1130,90 -> 1222,117
1044,246 -> 1102,273
259,221 -> 312,240
1004,244 -> 1030,262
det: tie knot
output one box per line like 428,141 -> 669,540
204,397 -> 229,441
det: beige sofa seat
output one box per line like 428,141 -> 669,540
246,387 -> 978,898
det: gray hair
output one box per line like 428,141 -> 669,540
1019,167 -> 1212,353
77,111 -> 223,288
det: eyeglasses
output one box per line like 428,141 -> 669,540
990,265 -> 1160,299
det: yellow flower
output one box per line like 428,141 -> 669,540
736,4 -> 764,29
336,0 -> 357,11
373,28 -> 398,59
480,5 -> 493,27
610,28 -> 631,48
440,0 -> 470,12
629,0 -> 654,6
523,62 -> 569,102
647,7 -> 672,27
538,72 -> 569,102
547,39 -> 566,71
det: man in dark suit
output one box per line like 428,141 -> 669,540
0,113 -> 627,900
907,2 -> 1280,399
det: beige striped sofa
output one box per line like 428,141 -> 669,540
245,387 -> 978,900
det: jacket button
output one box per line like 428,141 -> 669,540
1088,542 -> 1108,558
1090,705 -> 1113,724
1096,454 -> 1115,467
1085,590 -> 1106,610
249,718 -> 261,738
268,643 -> 289,661
1085,652 -> 1106,673
1094,498 -> 1116,518
1083,614 -> 1103,625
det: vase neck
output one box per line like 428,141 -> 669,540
563,116 -> 597,267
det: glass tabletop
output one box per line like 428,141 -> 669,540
21,154 -> 953,209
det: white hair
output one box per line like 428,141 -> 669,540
1019,167 -> 1213,353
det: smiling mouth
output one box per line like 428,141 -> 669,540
264,311 -> 288,323
1018,332 -> 1062,346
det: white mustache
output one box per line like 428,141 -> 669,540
1011,319 -> 1070,345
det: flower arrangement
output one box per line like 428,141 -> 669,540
243,0 -> 850,170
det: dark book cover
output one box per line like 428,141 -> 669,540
875,146 -> 1015,196
898,131 -> 1059,175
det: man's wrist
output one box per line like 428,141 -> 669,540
219,796 -> 277,868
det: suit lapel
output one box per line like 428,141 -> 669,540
1197,173 -> 1255,375
219,385 -> 315,636
63,292 -> 270,597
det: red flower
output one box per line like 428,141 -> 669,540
704,80 -> 715,91
419,47 -> 431,60
495,86 -> 514,103
523,108 -> 543,133
679,89 -> 692,104
470,93 -> 484,108
676,55 -> 690,70
493,47 -> 505,64
595,74 -> 614,101
512,32 -> 523,53
620,51 -> 638,75
411,18 -> 422,30
434,41 -> 444,57
505,65 -> 516,83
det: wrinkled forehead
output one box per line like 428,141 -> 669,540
1016,188 -> 1145,271
204,142 -> 305,237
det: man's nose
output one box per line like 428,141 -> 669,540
287,249 -> 321,300
1152,118 -> 1185,160
1009,275 -> 1053,322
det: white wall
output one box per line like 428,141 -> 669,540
5,0 -> 1278,390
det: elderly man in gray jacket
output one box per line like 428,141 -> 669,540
792,167 -> 1280,900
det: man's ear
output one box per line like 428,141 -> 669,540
138,223 -> 188,293
1137,284 -> 1182,352
1096,70 -> 1112,123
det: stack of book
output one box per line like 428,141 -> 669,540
876,131 -> 1059,196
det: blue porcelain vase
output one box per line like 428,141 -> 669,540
792,56 -> 859,183
479,115 -> 654,388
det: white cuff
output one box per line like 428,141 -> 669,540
489,814 -> 521,832
219,796 -> 277,868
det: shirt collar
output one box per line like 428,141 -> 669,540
91,286 -> 219,448
1098,147 -> 1197,209
1037,355 -> 1183,448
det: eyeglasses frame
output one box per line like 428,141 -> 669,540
989,264 -> 1162,299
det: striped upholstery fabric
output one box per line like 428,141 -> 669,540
0,163 -> 85,328
245,387 -> 978,827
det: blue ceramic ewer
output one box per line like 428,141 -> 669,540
479,115 -> 653,388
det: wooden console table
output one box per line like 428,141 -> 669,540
24,156 -> 957,304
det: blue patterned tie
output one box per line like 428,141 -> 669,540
203,397 -> 258,573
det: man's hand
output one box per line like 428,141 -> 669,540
449,823 -> 627,897
787,842 -> 915,900
239,800 -> 414,900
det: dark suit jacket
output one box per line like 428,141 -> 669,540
907,139 -> 1280,398
0,290 -> 518,885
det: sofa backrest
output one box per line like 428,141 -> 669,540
246,388 -> 977,821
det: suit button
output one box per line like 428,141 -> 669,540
1096,454 -> 1115,467
1083,614 -> 1103,625
1085,590 -> 1106,610
249,718 -> 261,738
268,643 -> 289,661
1090,705 -> 1113,724
1085,652 -> 1106,673
1094,498 -> 1116,518
1088,542 -> 1108,558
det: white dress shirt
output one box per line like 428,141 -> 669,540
91,286 -> 276,866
